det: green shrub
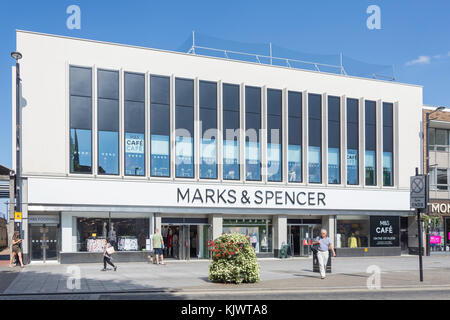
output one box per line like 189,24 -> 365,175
208,233 -> 260,284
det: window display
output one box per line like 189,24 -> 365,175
77,217 -> 149,252
336,217 -> 369,248
223,219 -> 272,253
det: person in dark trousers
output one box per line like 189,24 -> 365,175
9,231 -> 25,268
102,238 -> 117,271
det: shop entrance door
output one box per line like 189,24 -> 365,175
30,224 -> 58,263
288,225 -> 312,257
163,224 -> 209,260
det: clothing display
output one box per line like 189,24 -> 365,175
117,236 -> 138,251
348,236 -> 358,248
87,238 -> 106,252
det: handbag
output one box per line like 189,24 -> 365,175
106,246 -> 115,255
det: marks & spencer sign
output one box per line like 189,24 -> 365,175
177,188 -> 326,207
370,216 -> 400,247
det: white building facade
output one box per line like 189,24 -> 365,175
13,31 -> 423,263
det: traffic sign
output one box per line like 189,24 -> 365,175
410,175 -> 427,209
14,212 -> 22,222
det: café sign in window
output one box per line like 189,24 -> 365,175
370,216 -> 400,247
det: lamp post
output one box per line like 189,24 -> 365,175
11,51 -> 22,232
425,106 -> 445,256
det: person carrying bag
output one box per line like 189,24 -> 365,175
102,238 -> 117,272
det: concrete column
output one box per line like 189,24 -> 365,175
321,215 -> 336,245
209,214 -> 223,240
273,215 -> 287,257
154,214 -> 162,234
61,212 -> 73,253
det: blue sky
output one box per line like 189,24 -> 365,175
0,0 -> 449,173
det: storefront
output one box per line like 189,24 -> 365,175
429,201 -> 450,252
335,215 -> 401,257
14,31 -> 423,264
28,214 -> 60,263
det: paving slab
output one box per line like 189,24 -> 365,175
1,255 -> 449,295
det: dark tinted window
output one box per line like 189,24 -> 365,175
223,84 -> 240,181
328,96 -> 340,148
365,101 -> 377,151
267,89 -> 282,182
69,66 -> 92,174
97,69 -> 119,175
70,66 -> 92,97
150,75 -> 171,178
308,94 -> 322,147
98,69 -> 119,100
125,72 -> 145,176
347,98 -> 359,149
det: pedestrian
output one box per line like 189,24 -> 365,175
9,231 -> 25,268
102,238 -> 117,271
312,229 -> 336,279
152,228 -> 165,265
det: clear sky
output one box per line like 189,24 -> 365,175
0,0 -> 449,172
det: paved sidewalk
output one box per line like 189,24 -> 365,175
1,255 -> 449,295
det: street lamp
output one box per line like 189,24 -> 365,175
425,106 -> 446,256
11,51 -> 22,232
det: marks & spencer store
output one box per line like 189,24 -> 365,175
13,31 -> 423,263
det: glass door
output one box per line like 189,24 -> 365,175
288,225 -> 313,257
299,226 -> 312,256
30,225 -> 43,261
30,224 -> 58,262
178,225 -> 190,260
288,226 -> 301,256
46,225 -> 58,261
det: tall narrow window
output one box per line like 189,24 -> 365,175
288,91 -> 302,183
347,98 -> 359,185
70,66 -> 92,174
125,72 -> 145,176
245,86 -> 261,181
365,100 -> 377,186
175,78 -> 194,178
199,81 -> 218,179
308,93 -> 322,183
223,84 -> 240,180
383,102 -> 394,186
267,89 -> 282,182
328,96 -> 341,184
97,69 -> 119,175
150,75 -> 171,177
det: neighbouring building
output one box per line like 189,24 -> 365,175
12,30 -> 423,264
423,106 -> 450,252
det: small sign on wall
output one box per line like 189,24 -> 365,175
370,216 -> 400,247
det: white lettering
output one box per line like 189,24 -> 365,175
366,5 -> 381,30
66,5 -> 81,30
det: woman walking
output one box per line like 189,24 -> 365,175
9,231 -> 25,268
102,238 -> 117,271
